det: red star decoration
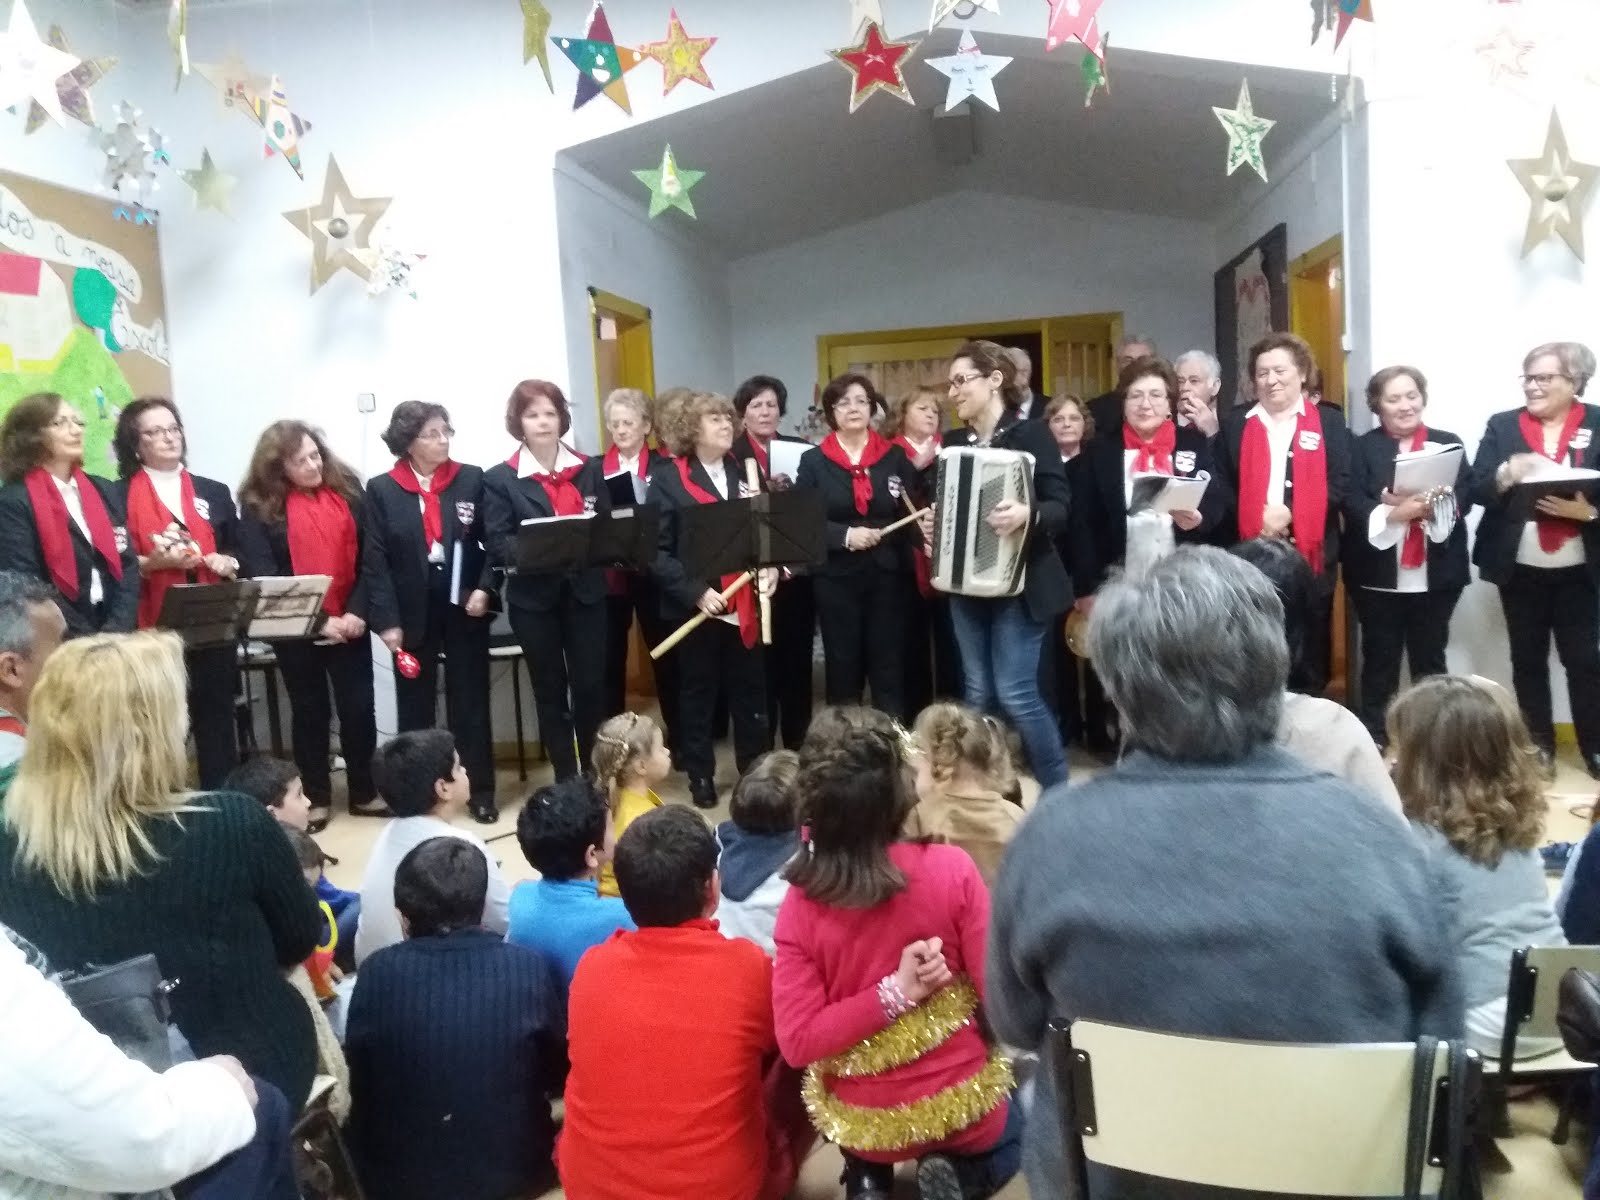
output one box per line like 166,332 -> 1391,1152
1045,0 -> 1105,60
1334,0 -> 1374,49
828,21 -> 921,112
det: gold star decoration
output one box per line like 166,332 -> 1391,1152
194,49 -> 269,113
22,25 -> 114,134
640,9 -> 716,95
520,0 -> 554,91
179,148 -> 236,216
282,156 -> 393,293
1508,109 -> 1598,260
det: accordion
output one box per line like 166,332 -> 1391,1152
930,447 -> 1034,598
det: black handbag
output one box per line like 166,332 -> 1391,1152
59,953 -> 178,1073
1557,966 -> 1600,1063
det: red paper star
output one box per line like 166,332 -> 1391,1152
829,21 -> 921,112
1334,0 -> 1374,49
1045,0 -> 1105,60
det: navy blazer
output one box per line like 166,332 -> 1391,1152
649,452 -> 759,625
481,453 -> 611,612
1343,427 -> 1475,593
793,441 -> 915,576
0,473 -> 140,635
1470,404 -> 1600,586
940,411 -> 1073,622
362,464 -> 495,646
235,489 -> 371,621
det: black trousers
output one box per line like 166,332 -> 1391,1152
675,618 -> 769,785
604,576 -> 679,749
904,590 -> 963,718
274,636 -> 377,810
509,591 -> 607,781
1500,565 -> 1600,757
1351,586 -> 1461,741
1041,618 -> 1112,748
766,575 -> 815,749
187,642 -> 240,789
814,568 -> 910,722
1299,582 -> 1337,695
394,567 -> 495,805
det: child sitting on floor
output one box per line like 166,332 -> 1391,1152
906,702 -> 1026,887
716,751 -> 800,957
508,775 -> 635,988
591,711 -> 672,898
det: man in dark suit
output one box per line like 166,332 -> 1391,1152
1088,333 -> 1160,434
1006,346 -> 1050,421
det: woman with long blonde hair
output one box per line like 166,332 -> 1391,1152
0,631 -> 322,1107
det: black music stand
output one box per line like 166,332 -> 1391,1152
155,581 -> 262,649
513,509 -> 660,574
679,489 -> 826,581
248,575 -> 335,641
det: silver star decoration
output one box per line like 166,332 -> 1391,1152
1508,109 -> 1598,260
926,29 -> 1011,111
97,101 -> 168,205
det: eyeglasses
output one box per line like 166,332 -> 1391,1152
1521,373 -> 1572,389
47,414 -> 86,430
1126,393 -> 1170,410
139,424 -> 183,441
948,372 -> 986,390
415,428 -> 455,442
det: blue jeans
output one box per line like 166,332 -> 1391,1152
175,1077 -> 299,1200
948,596 -> 1069,787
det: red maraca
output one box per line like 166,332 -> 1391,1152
395,649 -> 421,679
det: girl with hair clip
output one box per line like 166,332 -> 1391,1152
590,710 -> 672,898
905,702 -> 1025,888
773,711 -> 1021,1200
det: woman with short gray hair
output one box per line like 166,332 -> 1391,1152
988,545 -> 1461,1200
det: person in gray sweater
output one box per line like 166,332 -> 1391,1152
988,547 -> 1462,1200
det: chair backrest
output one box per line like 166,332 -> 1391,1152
1052,1018 -> 1449,1197
1510,944 -> 1600,1039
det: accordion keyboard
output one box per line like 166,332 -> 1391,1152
974,475 -> 1006,572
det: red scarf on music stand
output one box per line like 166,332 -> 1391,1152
286,487 -> 358,615
24,467 -> 123,602
1396,427 -> 1429,570
510,450 -> 587,516
819,431 -> 892,515
1123,420 -> 1176,475
1520,405 -> 1588,553
387,459 -> 461,548
1238,402 -> 1330,574
126,468 -> 218,628
675,456 -> 758,649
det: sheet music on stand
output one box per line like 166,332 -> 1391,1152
249,575 -> 334,640
155,580 -> 261,648
678,489 -> 826,581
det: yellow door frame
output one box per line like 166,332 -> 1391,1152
588,287 -> 656,447
1288,235 -> 1344,412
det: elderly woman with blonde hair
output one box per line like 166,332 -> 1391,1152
0,631 -> 321,1110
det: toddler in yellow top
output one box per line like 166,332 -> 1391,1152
592,711 -> 674,897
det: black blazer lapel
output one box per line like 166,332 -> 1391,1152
516,472 -> 554,519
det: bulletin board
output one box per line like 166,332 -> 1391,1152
0,169 -> 172,479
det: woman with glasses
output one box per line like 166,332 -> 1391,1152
363,401 -> 498,823
113,397 -> 243,787
1471,341 -> 1600,779
0,393 -> 139,636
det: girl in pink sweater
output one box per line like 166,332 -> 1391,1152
772,709 -> 1021,1200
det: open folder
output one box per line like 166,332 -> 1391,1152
1130,473 -> 1209,515
1392,444 -> 1463,495
1509,459 -> 1600,519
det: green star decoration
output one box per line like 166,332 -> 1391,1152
1213,79 -> 1275,183
178,147 -> 237,215
634,145 -> 704,220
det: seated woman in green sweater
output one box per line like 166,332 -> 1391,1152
0,630 -> 321,1109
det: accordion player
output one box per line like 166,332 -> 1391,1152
929,446 -> 1035,597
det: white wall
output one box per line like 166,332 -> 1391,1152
729,189 -> 1215,414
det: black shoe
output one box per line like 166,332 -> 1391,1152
1586,754 -> 1600,782
916,1154 -> 964,1200
468,798 -> 499,825
842,1157 -> 894,1199
690,778 -> 718,810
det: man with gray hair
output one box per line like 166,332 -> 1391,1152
0,570 -> 65,767
987,546 -> 1460,1200
1088,332 -> 1160,433
1174,349 -> 1223,438
1004,346 -> 1049,420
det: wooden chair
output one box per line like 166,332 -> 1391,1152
1048,1017 -> 1479,1198
1489,944 -> 1600,1143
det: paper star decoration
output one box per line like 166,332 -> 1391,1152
930,0 -> 1001,30
520,0 -> 554,91
194,50 -> 268,112
283,156 -> 393,293
1045,0 -> 1104,60
927,30 -> 1011,112
555,2 -> 646,115
168,0 -> 189,89
633,144 -> 705,219
829,22 -> 921,113
1213,80 -> 1275,182
1082,35 -> 1110,108
640,9 -> 716,95
1333,0 -> 1373,49
0,0 -> 81,126
21,26 -> 114,134
250,75 -> 313,179
1508,110 -> 1598,260
1477,27 -> 1532,85
98,102 -> 168,204
179,149 -> 236,216
849,0 -> 885,42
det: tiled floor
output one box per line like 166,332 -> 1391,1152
316,741 -> 1595,1198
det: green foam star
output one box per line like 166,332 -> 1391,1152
633,144 -> 704,219
1213,79 -> 1276,183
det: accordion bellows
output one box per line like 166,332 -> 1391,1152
930,447 -> 1034,598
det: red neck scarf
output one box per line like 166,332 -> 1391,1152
509,450 -> 587,517
1396,427 -> 1429,570
1238,401 -> 1330,574
25,467 -> 123,602
1520,405 -> 1588,552
602,444 -> 649,477
674,456 -> 758,648
387,459 -> 461,547
819,431 -> 892,515
126,468 -> 218,628
1122,420 -> 1177,475
285,487 -> 358,615
744,436 -> 770,478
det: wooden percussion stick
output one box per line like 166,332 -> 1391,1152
650,571 -> 755,660
746,458 -> 773,646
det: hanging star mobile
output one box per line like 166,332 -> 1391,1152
848,0 -> 886,42
282,155 -> 393,293
634,144 -> 705,219
1044,0 -> 1105,60
555,2 -> 646,115
178,148 -> 236,216
930,0 -> 1000,30
926,29 -> 1011,112
194,50 -> 269,113
0,0 -> 82,126
1507,109 -> 1597,260
829,21 -> 921,113
168,0 -> 189,89
640,9 -> 716,96
520,0 -> 554,91
250,76 -> 313,179
1333,0 -> 1373,49
21,26 -> 114,134
1082,35 -> 1110,108
1213,80 -> 1275,182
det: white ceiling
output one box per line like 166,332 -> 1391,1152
560,33 -> 1341,260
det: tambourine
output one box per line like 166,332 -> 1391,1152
1064,609 -> 1091,659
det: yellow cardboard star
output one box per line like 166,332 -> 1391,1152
640,8 -> 716,95
520,0 -> 553,91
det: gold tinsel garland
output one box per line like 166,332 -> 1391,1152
817,978 -> 980,1078
803,1050 -> 1015,1153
